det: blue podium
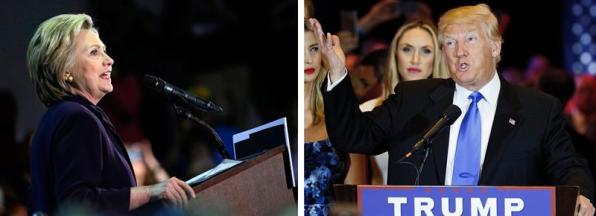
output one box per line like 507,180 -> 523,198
333,184 -> 579,216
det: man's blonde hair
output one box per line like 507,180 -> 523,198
438,4 -> 503,63
27,14 -> 96,106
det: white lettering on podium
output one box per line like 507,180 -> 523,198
504,198 -> 524,216
388,197 -> 407,216
414,197 -> 434,216
442,197 -> 463,216
386,197 -> 524,216
471,198 -> 497,216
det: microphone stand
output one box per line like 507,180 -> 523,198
396,139 -> 432,185
394,106 -> 460,185
173,104 -> 231,159
417,146 -> 432,185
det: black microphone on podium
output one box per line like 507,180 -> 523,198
397,105 -> 461,185
143,74 -> 231,159
404,105 -> 462,158
143,75 -> 223,113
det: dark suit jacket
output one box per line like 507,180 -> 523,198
323,76 -> 595,200
29,95 -> 136,214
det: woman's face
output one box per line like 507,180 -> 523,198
69,29 -> 114,104
396,27 -> 435,81
304,31 -> 322,83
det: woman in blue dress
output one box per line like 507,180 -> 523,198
303,14 -> 350,215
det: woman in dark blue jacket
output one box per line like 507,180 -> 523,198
27,14 -> 195,215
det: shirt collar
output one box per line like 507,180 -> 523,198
454,71 -> 500,106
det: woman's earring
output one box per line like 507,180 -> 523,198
66,74 -> 74,83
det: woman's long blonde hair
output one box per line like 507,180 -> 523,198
385,20 -> 449,98
305,21 -> 327,126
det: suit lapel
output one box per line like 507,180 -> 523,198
478,77 -> 522,184
67,95 -> 137,185
89,105 -> 138,185
428,79 -> 455,185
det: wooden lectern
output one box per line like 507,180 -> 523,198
333,184 -> 579,216
187,145 -> 295,215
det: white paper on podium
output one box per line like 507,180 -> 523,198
185,159 -> 244,187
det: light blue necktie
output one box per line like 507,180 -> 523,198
452,91 -> 483,185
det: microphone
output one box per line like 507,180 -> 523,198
143,75 -> 223,113
404,105 -> 461,158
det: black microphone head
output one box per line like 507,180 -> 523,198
142,74 -> 163,90
142,74 -> 224,113
443,105 -> 462,125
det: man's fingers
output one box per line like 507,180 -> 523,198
575,204 -> 582,216
331,35 -> 341,49
577,203 -> 587,216
578,203 -> 594,216
326,33 -> 333,48
309,18 -> 339,58
574,196 -> 594,216
575,197 -> 581,216
310,19 -> 326,47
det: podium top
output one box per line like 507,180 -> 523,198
232,117 -> 295,187
192,145 -> 286,193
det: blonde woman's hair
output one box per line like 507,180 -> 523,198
385,20 -> 449,98
305,21 -> 326,125
27,14 -> 96,106
438,4 -> 502,63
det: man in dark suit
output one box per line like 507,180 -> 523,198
310,3 -> 595,215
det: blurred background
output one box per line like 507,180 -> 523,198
314,0 -> 595,76
0,0 -> 296,215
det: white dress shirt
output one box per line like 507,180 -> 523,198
445,72 -> 500,185
326,70 -> 502,185
326,68 -> 349,91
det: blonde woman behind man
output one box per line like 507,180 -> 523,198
360,20 -> 449,185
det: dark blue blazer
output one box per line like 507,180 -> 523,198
323,76 -> 594,201
29,95 -> 136,214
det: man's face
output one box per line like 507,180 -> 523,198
442,23 -> 500,91
351,64 -> 382,100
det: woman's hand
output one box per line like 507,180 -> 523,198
150,177 -> 196,206
130,177 -> 196,210
309,18 -> 346,83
